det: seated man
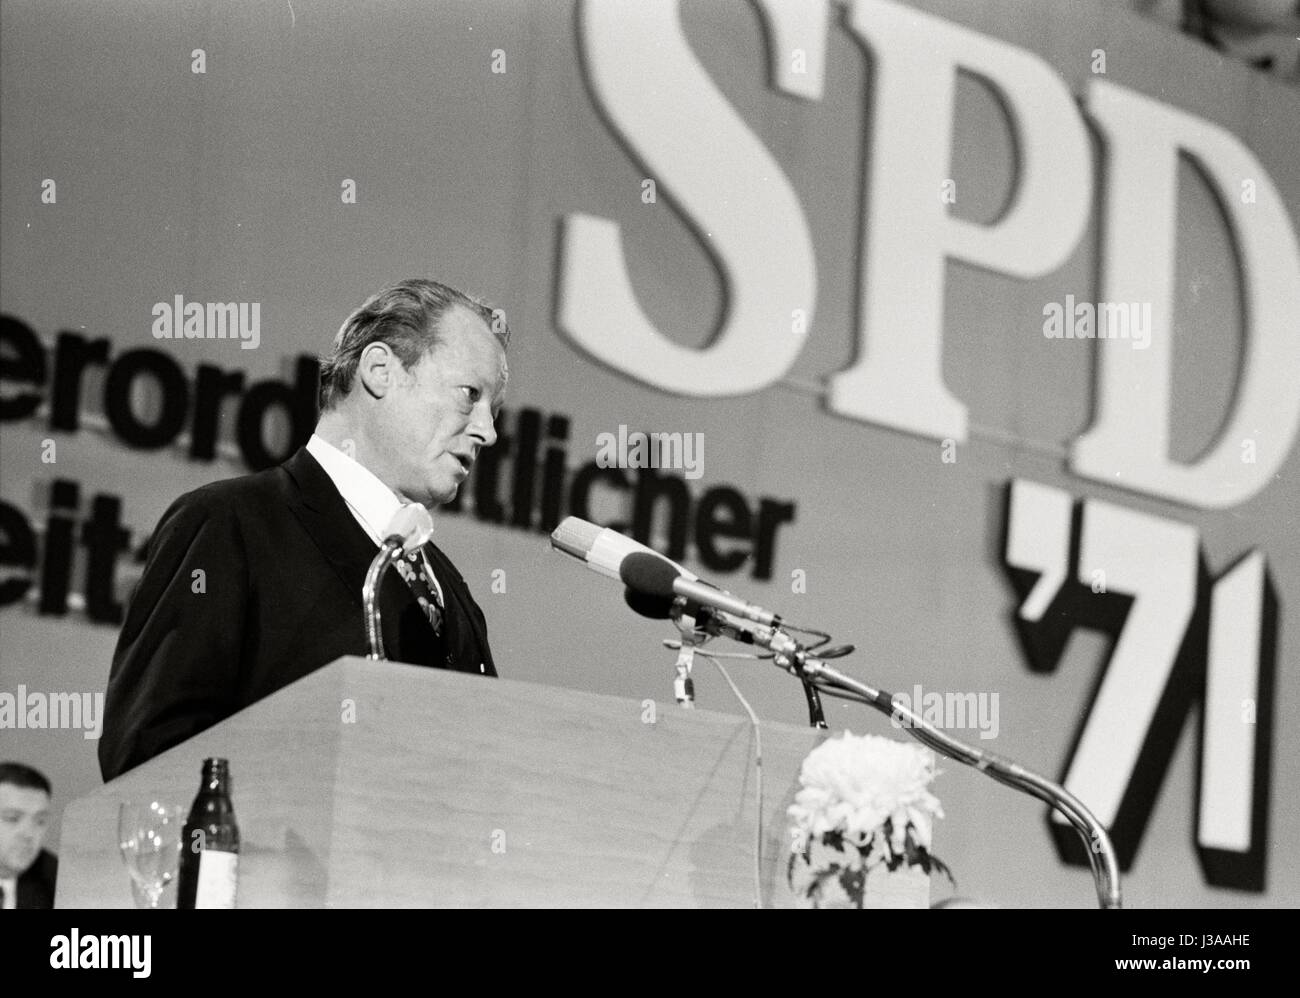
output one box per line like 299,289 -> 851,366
0,762 -> 58,909
99,278 -> 510,780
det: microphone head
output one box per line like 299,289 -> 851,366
550,516 -> 600,560
620,551 -> 681,598
551,516 -> 700,582
383,504 -> 434,554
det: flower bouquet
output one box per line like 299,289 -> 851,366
787,731 -> 952,908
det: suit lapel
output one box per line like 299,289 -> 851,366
427,542 -> 495,676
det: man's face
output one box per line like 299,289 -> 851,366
0,784 -> 50,879
378,305 -> 507,506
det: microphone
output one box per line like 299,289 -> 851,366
623,582 -> 766,645
550,516 -> 697,581
364,505 -> 435,660
620,550 -> 823,729
619,551 -> 781,628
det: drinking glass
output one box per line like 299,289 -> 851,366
117,801 -> 184,909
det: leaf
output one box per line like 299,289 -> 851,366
926,853 -> 958,890
837,864 -> 866,908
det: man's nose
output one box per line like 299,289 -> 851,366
471,404 -> 498,447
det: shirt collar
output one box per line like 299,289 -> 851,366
307,433 -> 406,546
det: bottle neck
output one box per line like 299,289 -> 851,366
199,761 -> 231,798
201,777 -> 230,797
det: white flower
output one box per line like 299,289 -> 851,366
787,731 -> 943,862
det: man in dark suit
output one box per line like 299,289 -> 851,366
0,762 -> 58,908
99,279 -> 509,781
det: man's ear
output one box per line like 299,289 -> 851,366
356,342 -> 398,399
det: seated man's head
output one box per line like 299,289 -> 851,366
0,763 -> 52,880
316,279 -> 510,507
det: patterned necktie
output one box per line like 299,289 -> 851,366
393,548 -> 444,636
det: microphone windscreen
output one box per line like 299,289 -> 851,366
623,586 -> 675,620
620,551 -> 681,597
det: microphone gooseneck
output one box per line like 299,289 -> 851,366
364,505 -> 435,660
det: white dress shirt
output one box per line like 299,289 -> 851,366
0,875 -> 16,909
305,434 -> 444,604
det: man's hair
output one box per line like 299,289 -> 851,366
318,278 -> 509,411
0,762 -> 52,795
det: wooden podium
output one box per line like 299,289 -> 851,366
57,658 -> 827,907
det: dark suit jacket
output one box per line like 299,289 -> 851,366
99,447 -> 496,781
17,849 -> 57,908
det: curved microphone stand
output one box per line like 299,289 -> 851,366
760,627 -> 1122,909
363,541 -> 406,661
363,505 -> 435,661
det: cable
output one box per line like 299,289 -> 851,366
781,622 -> 831,648
696,651 -> 765,910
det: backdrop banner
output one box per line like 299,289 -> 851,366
2,0 -> 1297,908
